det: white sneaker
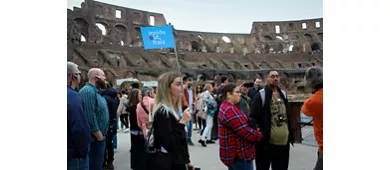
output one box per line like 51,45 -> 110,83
124,128 -> 130,132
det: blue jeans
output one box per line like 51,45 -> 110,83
68,156 -> 89,170
112,134 -> 117,149
88,139 -> 106,170
228,159 -> 254,170
186,117 -> 193,140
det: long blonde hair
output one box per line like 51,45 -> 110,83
151,71 -> 182,120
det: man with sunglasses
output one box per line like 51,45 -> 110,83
67,62 -> 91,170
250,70 -> 294,170
79,68 -> 110,170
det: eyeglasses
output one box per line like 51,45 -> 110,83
74,72 -> 81,76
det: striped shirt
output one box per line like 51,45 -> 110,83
79,83 -> 109,136
218,101 -> 262,167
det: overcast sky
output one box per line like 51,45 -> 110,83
67,0 -> 323,34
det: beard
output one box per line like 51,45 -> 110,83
96,79 -> 107,90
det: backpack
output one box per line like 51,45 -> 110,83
259,89 -> 287,107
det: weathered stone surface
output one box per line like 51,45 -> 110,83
67,0 -> 323,94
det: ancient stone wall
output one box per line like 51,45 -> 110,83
67,0 -> 323,94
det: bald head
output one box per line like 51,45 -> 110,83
87,68 -> 106,87
88,68 -> 105,79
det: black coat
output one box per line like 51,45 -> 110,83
102,88 -> 119,134
249,85 -> 294,147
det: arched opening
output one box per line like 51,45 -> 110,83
311,43 -> 320,51
95,23 -> 107,35
191,41 -> 200,51
264,44 -> 270,53
81,35 -> 86,42
304,34 -> 312,42
288,45 -> 294,52
318,33 -> 323,41
115,24 -> 127,32
276,36 -> 283,41
275,43 -> 283,52
202,64 -> 207,68
222,36 -> 231,43
264,35 -> 273,41
73,18 -> 89,38
149,16 -> 155,26
134,27 -> 141,39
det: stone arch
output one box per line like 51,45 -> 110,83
73,18 -> 89,39
132,27 -> 142,47
114,24 -> 127,32
191,41 -> 200,51
317,33 -> 323,41
264,35 -> 273,41
274,43 -> 283,52
263,43 -> 270,53
104,70 -> 116,85
311,43 -> 321,51
95,21 -> 109,36
304,34 -> 313,42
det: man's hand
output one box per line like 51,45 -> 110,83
93,131 -> 104,141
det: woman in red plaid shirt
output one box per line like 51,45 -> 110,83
218,83 -> 263,170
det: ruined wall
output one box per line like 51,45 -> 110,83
67,0 -> 323,94
251,18 -> 323,53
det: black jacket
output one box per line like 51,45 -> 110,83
250,85 -> 294,147
102,88 -> 119,134
153,105 -> 190,166
248,86 -> 261,100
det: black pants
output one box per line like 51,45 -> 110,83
120,114 -> 129,129
255,143 -> 290,170
103,131 -> 115,166
199,119 -> 206,135
131,134 -> 145,170
172,164 -> 187,170
211,112 -> 218,140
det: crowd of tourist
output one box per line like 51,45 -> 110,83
67,61 -> 323,170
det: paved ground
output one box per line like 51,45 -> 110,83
113,129 -> 319,170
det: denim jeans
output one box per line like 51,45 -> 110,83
112,134 -> 117,149
186,115 -> 193,140
228,159 -> 254,170
68,156 -> 89,170
88,139 -> 106,170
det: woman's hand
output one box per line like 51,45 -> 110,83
187,163 -> 195,170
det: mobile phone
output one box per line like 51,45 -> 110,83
194,167 -> 201,170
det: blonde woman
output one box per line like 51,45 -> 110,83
143,72 -> 196,170
198,83 -> 217,147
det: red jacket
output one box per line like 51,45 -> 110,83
218,101 -> 262,167
182,88 -> 196,109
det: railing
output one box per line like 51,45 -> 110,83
289,101 -> 314,143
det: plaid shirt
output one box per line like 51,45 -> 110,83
218,101 -> 262,167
